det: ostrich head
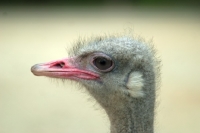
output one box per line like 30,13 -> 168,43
31,35 -> 159,133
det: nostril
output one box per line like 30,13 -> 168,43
53,62 -> 65,68
60,62 -> 65,67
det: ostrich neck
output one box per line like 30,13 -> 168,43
86,80 -> 155,133
106,98 -> 154,133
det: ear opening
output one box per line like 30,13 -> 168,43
126,71 -> 144,97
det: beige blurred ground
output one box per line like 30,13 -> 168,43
0,6 -> 200,133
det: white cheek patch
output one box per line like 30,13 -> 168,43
126,71 -> 144,97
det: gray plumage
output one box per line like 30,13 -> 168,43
71,36 -> 159,133
31,34 -> 160,133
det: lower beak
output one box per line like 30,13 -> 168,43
31,58 -> 99,80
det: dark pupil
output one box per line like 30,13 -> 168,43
99,59 -> 106,65
94,57 -> 112,70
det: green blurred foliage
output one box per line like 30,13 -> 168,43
0,0 -> 199,6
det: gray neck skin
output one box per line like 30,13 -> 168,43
85,70 -> 156,133
88,89 -> 155,133
107,98 -> 154,133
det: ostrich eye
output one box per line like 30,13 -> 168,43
93,57 -> 113,71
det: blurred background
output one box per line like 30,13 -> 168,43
0,1 -> 200,133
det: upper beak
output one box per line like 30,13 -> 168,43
31,58 -> 99,80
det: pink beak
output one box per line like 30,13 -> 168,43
31,58 -> 99,80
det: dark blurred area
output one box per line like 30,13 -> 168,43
0,0 -> 199,6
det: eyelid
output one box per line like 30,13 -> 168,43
90,53 -> 114,72
93,56 -> 111,61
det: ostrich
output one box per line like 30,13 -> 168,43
31,35 -> 160,133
